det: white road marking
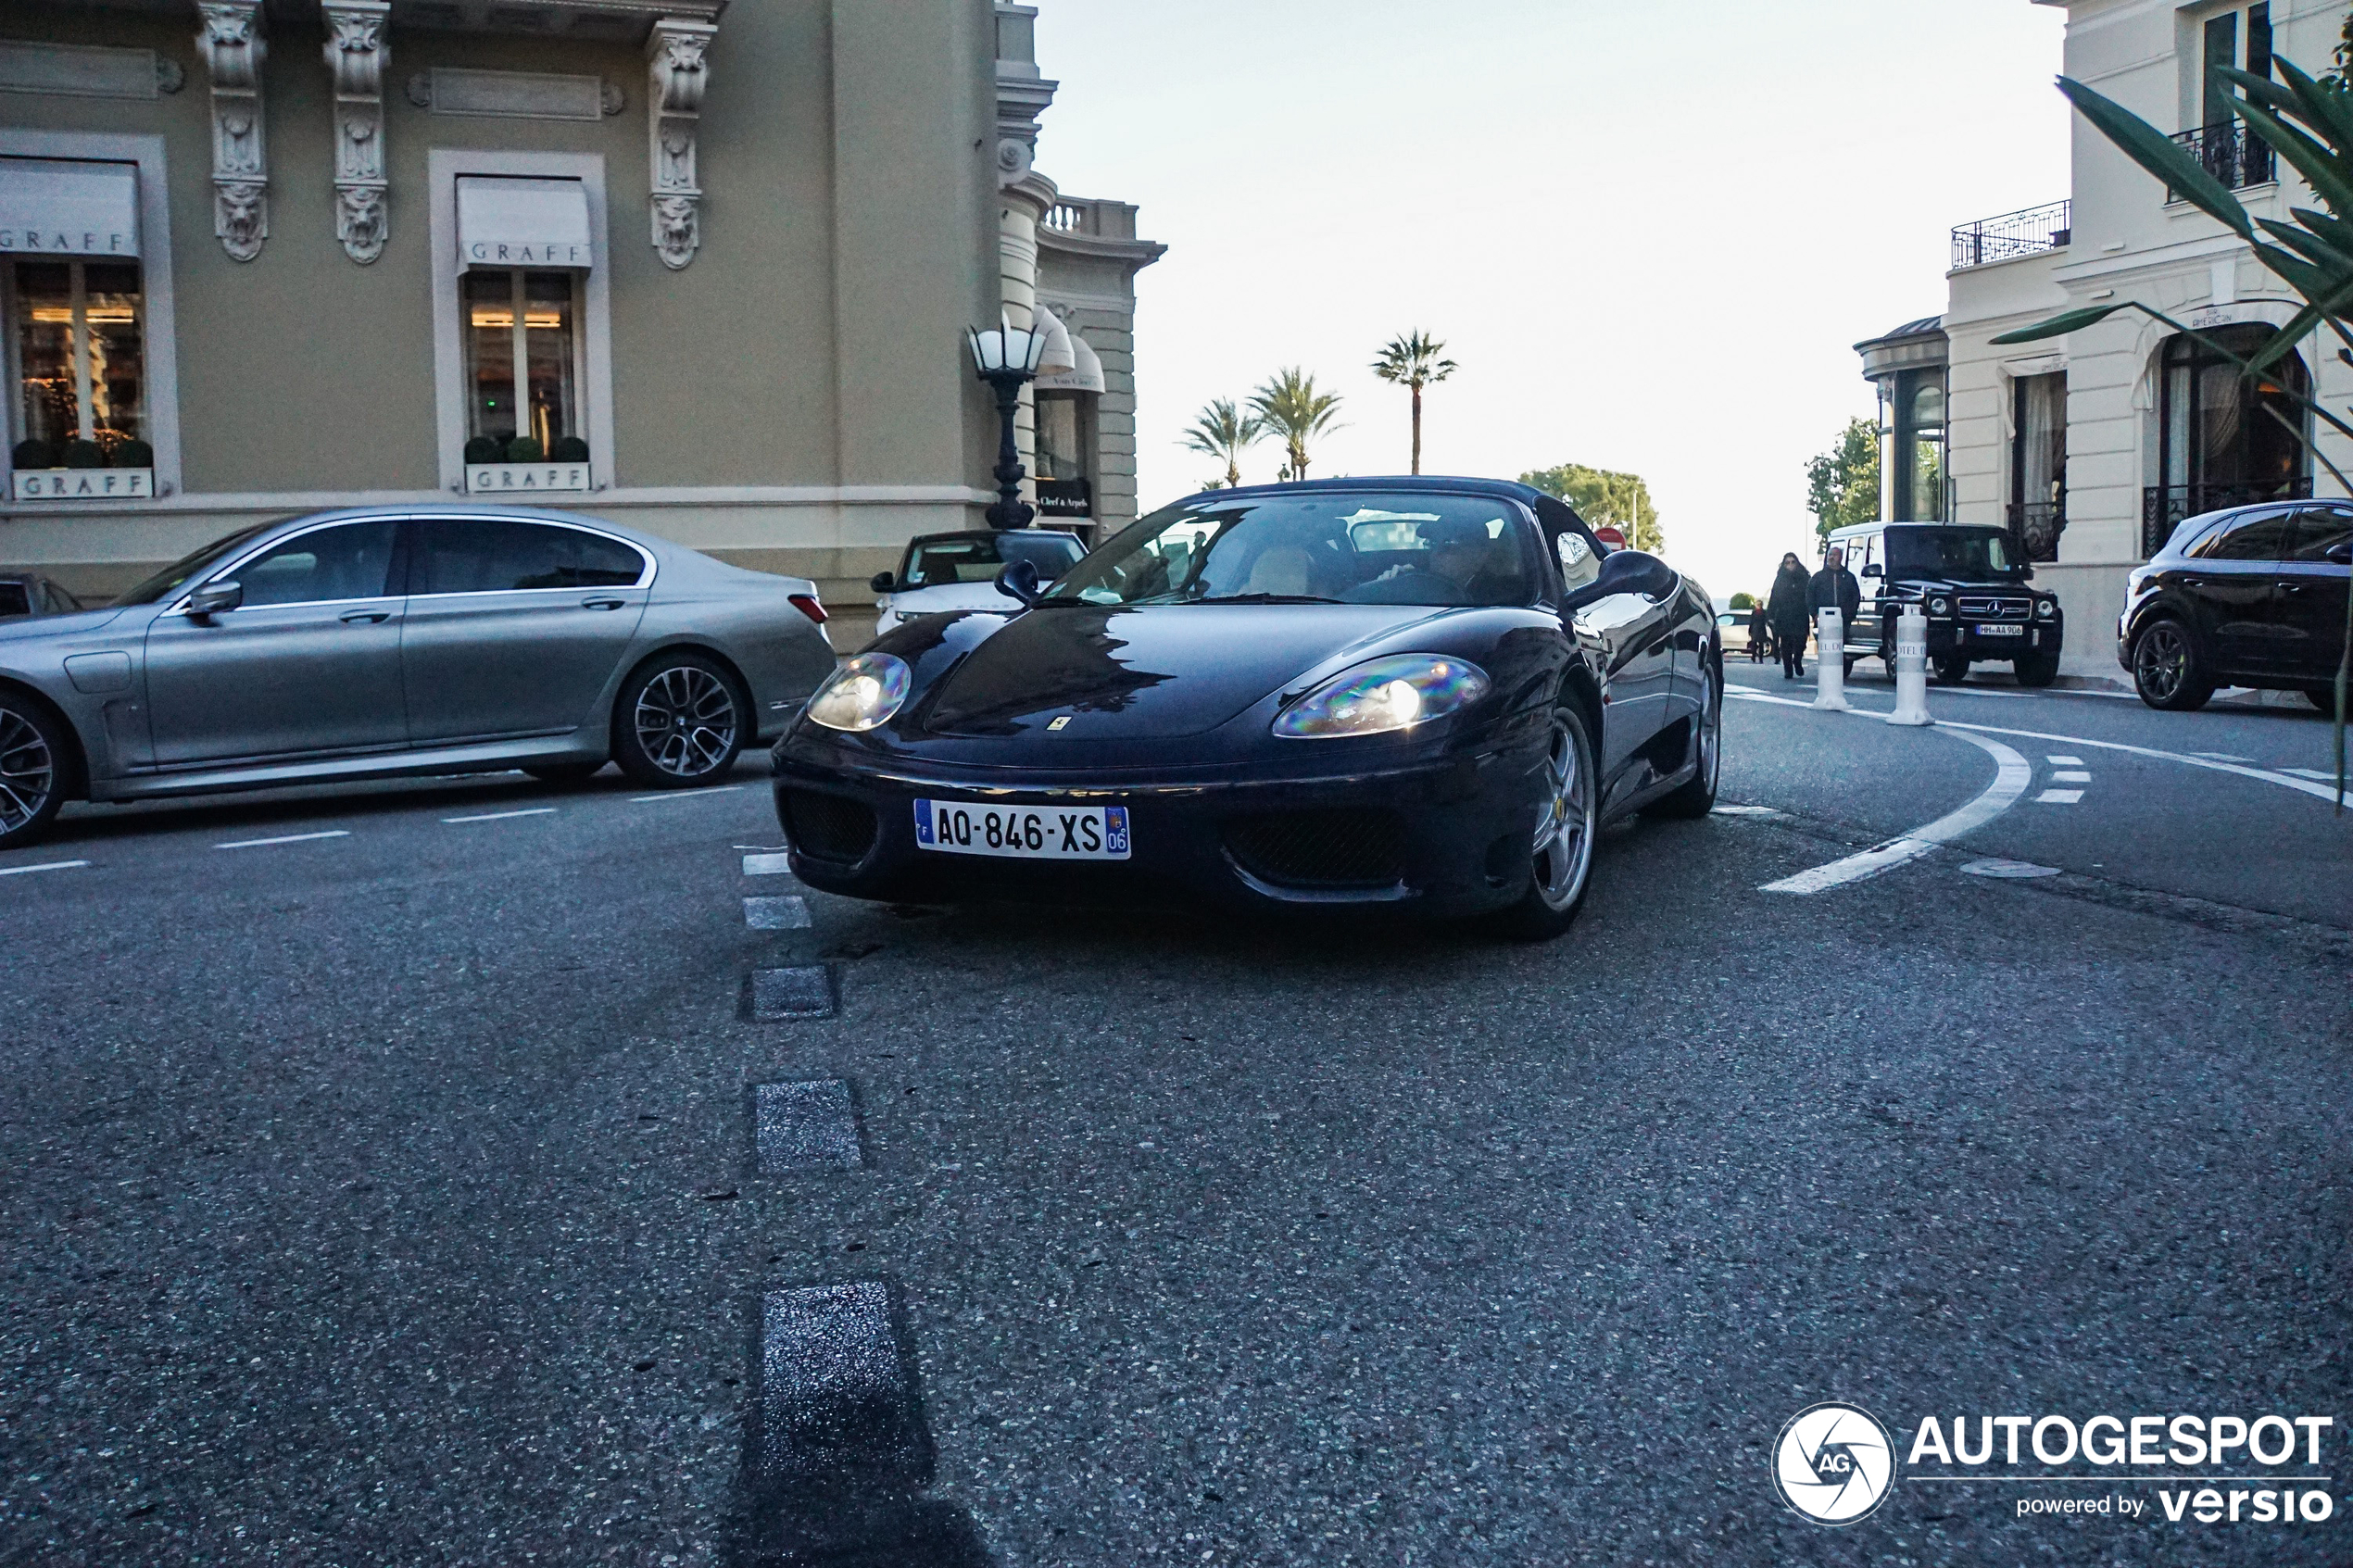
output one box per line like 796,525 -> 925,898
2046,755 -> 2082,765
1710,805 -> 1781,817
441,808 -> 558,824
2051,770 -> 2092,783
2036,788 -> 2084,804
1959,858 -> 2061,879
629,785 -> 744,804
743,852 -> 797,875
2195,751 -> 2256,762
1938,720 -> 2353,807
0,859 -> 89,877
2284,767 -> 2345,783
745,895 -> 812,930
1759,727 -> 2033,896
214,830 -> 350,850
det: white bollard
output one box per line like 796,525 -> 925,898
1812,607 -> 1851,712
1886,604 -> 1934,727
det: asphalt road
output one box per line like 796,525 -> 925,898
2,672 -> 2347,1566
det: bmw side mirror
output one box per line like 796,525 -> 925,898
869,571 -> 895,595
1564,548 -> 1677,610
995,558 -> 1043,607
186,581 -> 242,621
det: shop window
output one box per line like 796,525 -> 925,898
1035,389 -> 1095,519
461,269 -> 586,466
1879,369 -> 1946,521
2008,371 -> 2066,561
8,258 -> 150,476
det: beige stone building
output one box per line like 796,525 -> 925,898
0,0 -> 1159,637
1858,0 -> 2350,675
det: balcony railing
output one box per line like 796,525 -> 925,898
1952,200 -> 2071,270
2006,498 -> 2067,563
2141,476 -> 2310,557
2171,121 -> 2275,193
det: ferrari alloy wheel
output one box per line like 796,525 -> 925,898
1645,666 -> 1722,820
615,655 -> 746,787
0,698 -> 67,851
2132,620 -> 2213,711
1500,703 -> 1598,940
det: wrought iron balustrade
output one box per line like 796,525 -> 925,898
2141,476 -> 2310,557
2006,498 -> 2067,563
1951,201 -> 2071,270
2171,121 -> 2275,193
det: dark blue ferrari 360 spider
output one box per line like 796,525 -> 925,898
770,477 -> 1718,937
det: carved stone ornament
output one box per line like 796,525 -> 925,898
195,1 -> 268,261
321,1 -> 390,263
156,58 -> 185,94
646,18 -> 715,270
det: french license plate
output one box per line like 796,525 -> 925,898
1975,622 -> 2025,637
913,799 -> 1130,860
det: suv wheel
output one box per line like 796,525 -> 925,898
0,697 -> 68,851
1931,655 -> 1970,685
2012,651 -> 2060,688
2131,620 -> 2214,711
613,653 -> 747,787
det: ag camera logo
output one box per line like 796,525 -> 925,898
1775,1402 -> 1896,1524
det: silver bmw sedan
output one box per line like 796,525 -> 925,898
0,505 -> 839,851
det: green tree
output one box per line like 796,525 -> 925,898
1180,396 -> 1265,489
1804,417 -> 1881,545
1249,368 -> 1345,482
1370,330 -> 1458,475
1729,591 -> 1757,610
1518,463 -> 1666,553
1991,58 -> 2353,806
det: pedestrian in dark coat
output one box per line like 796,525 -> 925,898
1746,600 -> 1772,662
1766,553 -> 1812,679
1808,548 -> 1863,673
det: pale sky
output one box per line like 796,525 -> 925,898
1032,1 -> 2071,601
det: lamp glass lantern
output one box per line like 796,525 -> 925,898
968,314 -> 1049,530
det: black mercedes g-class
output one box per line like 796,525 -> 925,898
1825,521 -> 2064,686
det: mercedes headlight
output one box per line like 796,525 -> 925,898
805,651 -> 911,732
2036,598 -> 2057,620
1272,654 -> 1491,739
1928,596 -> 1951,616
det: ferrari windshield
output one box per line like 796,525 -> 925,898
112,521 -> 277,606
1055,492 -> 1537,608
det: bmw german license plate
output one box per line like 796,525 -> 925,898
913,799 -> 1131,860
1974,623 -> 2025,637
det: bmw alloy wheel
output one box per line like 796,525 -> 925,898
634,666 -> 739,780
0,703 -> 57,840
1530,709 -> 1596,911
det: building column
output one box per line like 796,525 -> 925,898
1000,169 -> 1054,501
647,17 -> 714,270
195,1 -> 268,261
321,0 -> 389,263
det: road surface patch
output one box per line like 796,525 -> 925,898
755,1280 -> 931,1493
746,895 -> 813,931
214,830 -> 349,850
1960,859 -> 2062,879
754,1080 -> 865,1173
750,966 -> 838,1020
0,859 -> 88,877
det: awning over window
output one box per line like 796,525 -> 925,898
457,176 -> 593,270
0,157 -> 139,258
1035,317 -> 1105,395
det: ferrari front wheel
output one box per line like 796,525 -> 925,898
1497,702 -> 1598,941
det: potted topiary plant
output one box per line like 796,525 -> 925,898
10,438 -> 55,470
463,435 -> 504,465
61,439 -> 105,469
548,435 -> 589,463
505,436 -> 544,463
112,438 -> 153,469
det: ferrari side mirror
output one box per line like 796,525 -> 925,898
1564,549 -> 1676,610
995,558 -> 1043,607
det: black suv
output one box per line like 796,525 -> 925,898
1825,522 -> 2064,686
2120,501 -> 2351,710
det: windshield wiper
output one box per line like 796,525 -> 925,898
1191,593 -> 1345,605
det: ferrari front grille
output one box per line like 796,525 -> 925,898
779,790 -> 878,862
1222,808 -> 1407,889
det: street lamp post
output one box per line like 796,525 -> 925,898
968,317 -> 1051,531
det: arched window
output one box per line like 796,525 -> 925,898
2147,324 -> 2309,555
1878,368 -> 1946,521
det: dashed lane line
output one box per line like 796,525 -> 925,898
2051,771 -> 2092,784
745,895 -> 813,931
441,807 -> 558,824
743,852 -> 797,876
629,784 -> 745,804
214,830 -> 350,850
0,859 -> 89,877
2048,755 -> 2083,765
2036,788 -> 2085,805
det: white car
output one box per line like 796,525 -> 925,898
869,529 -> 1088,635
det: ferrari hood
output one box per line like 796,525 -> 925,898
918,602 -> 1447,739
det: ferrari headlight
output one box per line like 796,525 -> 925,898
1929,596 -> 1951,616
1272,654 -> 1491,739
805,651 -> 911,732
2036,598 -> 2057,620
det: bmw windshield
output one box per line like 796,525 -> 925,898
1054,492 -> 1539,608
112,522 -> 277,606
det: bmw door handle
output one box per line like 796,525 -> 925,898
581,597 -> 626,610
340,609 -> 391,624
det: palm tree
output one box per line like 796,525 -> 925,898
1180,397 -> 1265,489
1370,330 -> 1457,475
1248,368 -> 1344,482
